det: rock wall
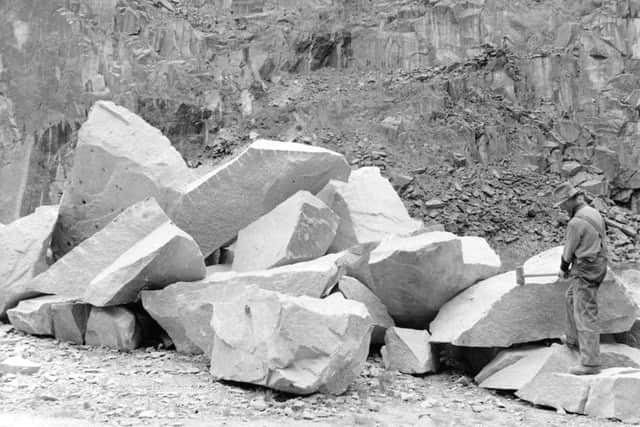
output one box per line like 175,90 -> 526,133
2,0 -> 640,222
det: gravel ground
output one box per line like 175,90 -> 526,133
0,324 -> 632,427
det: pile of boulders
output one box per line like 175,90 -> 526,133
2,101 -> 640,421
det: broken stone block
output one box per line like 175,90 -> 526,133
561,161 -> 583,177
517,368 -> 640,423
579,176 -> 608,196
0,357 -> 40,375
141,252 -> 356,355
0,205 -> 59,317
337,276 -> 394,344
171,139 -> 350,257
26,198 -> 206,306
232,191 -> 339,272
52,101 -> 193,257
381,327 -> 437,374
430,247 -> 638,347
367,231 -> 501,328
85,306 -> 142,351
476,343 -> 640,390
7,295 -> 73,336
592,145 -> 620,181
316,167 -> 423,252
210,289 -> 373,395
51,302 -> 91,344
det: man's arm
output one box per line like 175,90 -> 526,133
561,220 -> 582,273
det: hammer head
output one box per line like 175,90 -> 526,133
515,266 -> 524,286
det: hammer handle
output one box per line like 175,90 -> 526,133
522,273 -> 559,278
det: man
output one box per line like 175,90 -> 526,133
553,182 -> 608,375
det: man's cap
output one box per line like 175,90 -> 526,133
553,181 -> 583,208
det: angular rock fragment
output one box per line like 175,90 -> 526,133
7,295 -> 74,336
85,306 -> 142,351
53,101 -> 193,256
517,368 -> 640,423
0,357 -> 40,375
0,205 -> 59,317
430,247 -> 638,347
141,252 -> 356,355
381,327 -> 437,374
476,343 -> 640,391
367,231 -> 501,327
171,139 -> 350,257
210,289 -> 373,395
316,167 -> 423,252
51,302 -> 91,344
232,191 -> 339,272
26,198 -> 205,306
337,276 -> 394,344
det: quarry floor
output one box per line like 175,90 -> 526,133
0,324 -> 629,427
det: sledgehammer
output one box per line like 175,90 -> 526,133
515,266 -> 559,286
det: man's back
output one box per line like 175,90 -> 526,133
565,204 -> 606,261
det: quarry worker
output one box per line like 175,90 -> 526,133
553,182 -> 608,375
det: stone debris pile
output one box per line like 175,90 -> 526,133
2,101 -> 640,422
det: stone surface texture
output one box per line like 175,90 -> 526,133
232,191 -> 339,272
85,306 -> 142,351
381,327 -> 437,374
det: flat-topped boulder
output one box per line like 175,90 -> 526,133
26,198 -> 205,306
337,276 -> 394,344
170,139 -> 350,257
0,205 -> 59,317
517,368 -> 640,423
476,343 -> 640,391
381,327 -> 437,374
430,247 -> 638,347
210,290 -> 373,395
232,191 -> 338,272
316,167 -> 423,252
7,295 -> 74,336
141,253 -> 358,355
52,101 -> 193,257
85,306 -> 142,351
366,231 -> 501,328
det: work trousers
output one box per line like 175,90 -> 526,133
564,255 -> 607,367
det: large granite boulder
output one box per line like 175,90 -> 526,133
366,231 -> 501,328
337,276 -> 394,344
141,253 -> 356,355
381,327 -> 438,374
52,101 -> 193,257
475,343 -> 640,391
517,368 -> 640,423
430,247 -> 639,347
232,191 -> 338,272
210,290 -> 373,395
170,139 -> 350,257
316,167 -> 423,252
0,205 -> 59,317
7,295 -> 74,336
85,306 -> 142,351
26,198 -> 205,306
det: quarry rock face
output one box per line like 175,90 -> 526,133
366,231 -> 501,328
25,198 -> 206,306
0,205 -> 59,317
430,247 -> 639,347
316,167 -> 423,251
210,289 -> 373,395
232,191 -> 339,272
171,140 -> 350,257
52,101 -> 193,257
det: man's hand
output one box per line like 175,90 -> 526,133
558,270 -> 569,280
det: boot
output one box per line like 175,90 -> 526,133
560,334 -> 579,351
569,365 -> 601,375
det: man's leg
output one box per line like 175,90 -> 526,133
564,281 -> 579,349
571,279 -> 601,374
